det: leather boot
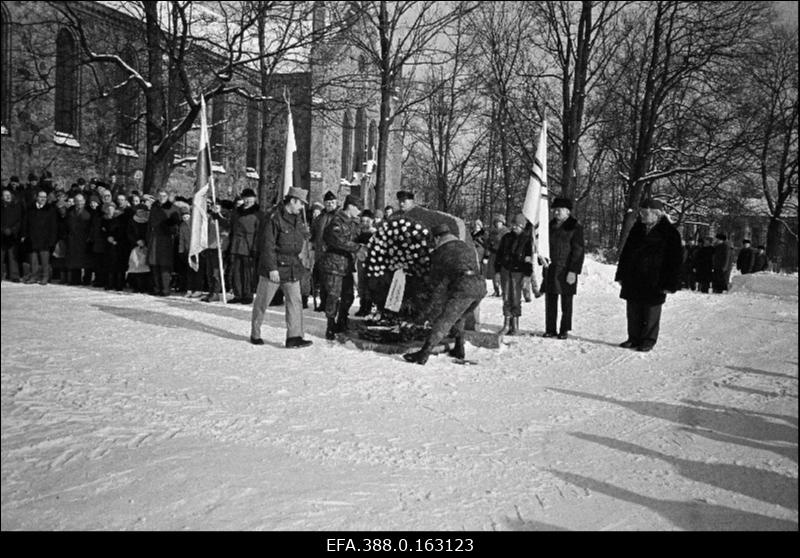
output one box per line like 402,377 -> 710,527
498,316 -> 512,335
508,317 -> 519,336
447,335 -> 465,360
403,342 -> 432,365
336,315 -> 349,333
286,336 -> 313,349
325,317 -> 337,340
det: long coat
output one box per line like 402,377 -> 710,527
320,209 -> 361,277
25,203 -> 59,251
428,237 -> 487,301
228,204 -> 263,257
615,216 -> 683,305
65,206 -> 93,268
256,204 -> 308,282
146,201 -> 181,268
543,216 -> 585,296
1,200 -> 24,247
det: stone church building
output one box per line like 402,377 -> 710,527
0,1 -> 402,208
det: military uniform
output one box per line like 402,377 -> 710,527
320,209 -> 362,335
404,230 -> 486,364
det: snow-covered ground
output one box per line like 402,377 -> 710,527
1,258 -> 797,531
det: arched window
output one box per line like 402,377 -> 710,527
54,28 -> 79,136
210,95 -> 226,166
353,107 -> 366,175
367,120 -> 377,161
340,110 -> 352,180
246,99 -> 260,178
116,46 -> 139,150
1,4 -> 11,132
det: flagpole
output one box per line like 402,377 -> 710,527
204,96 -> 227,305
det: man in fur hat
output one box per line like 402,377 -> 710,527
541,197 -> 585,340
614,199 -> 682,352
226,188 -> 262,304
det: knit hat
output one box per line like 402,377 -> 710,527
552,197 -> 573,210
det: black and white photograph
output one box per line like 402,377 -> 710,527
1,0 -> 797,535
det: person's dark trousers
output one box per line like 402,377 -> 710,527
29,250 -> 51,283
314,262 -> 327,310
202,249 -> 221,294
151,265 -> 173,295
231,254 -> 255,301
1,244 -> 20,280
625,300 -> 662,349
174,252 -> 189,293
545,293 -> 574,335
500,269 -> 524,318
93,255 -> 108,288
188,252 -> 207,293
324,272 -> 355,325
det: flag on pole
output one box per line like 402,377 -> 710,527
522,119 -> 550,263
188,95 -> 213,272
282,93 -> 302,197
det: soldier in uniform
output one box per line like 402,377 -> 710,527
310,190 -> 339,311
320,194 -> 364,340
403,223 -> 487,365
250,187 -> 313,349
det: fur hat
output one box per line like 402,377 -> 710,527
241,188 -> 257,199
639,198 -> 663,210
323,190 -> 337,201
552,197 -> 573,210
742,239 -> 751,245
286,187 -> 308,204
396,190 -> 414,201
344,194 -> 362,209
361,209 -> 374,219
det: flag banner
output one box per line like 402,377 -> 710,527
189,95 -> 212,272
282,96 -> 301,197
522,120 -> 550,265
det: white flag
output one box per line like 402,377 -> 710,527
522,120 -> 550,263
188,95 -> 213,272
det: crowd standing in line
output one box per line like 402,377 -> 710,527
1,172 -> 771,356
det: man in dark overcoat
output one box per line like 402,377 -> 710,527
1,188 -> 23,282
320,195 -> 364,340
403,223 -> 487,365
541,197 -> 585,339
23,190 -> 59,285
310,190 -> 338,311
65,193 -> 93,285
146,189 -> 181,296
736,239 -> 756,275
250,187 -> 313,348
711,233 -> 733,293
226,188 -> 262,304
752,245 -> 770,272
614,199 -> 682,352
694,236 -> 714,293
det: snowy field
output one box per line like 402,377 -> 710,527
1,258 -> 797,531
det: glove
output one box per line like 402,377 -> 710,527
268,270 -> 280,283
566,272 -> 577,285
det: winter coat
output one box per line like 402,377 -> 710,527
426,236 -> 487,316
713,242 -> 733,275
176,219 -> 191,255
100,215 -> 125,266
1,200 -> 23,247
89,209 -> 107,255
543,216 -> 585,296
736,246 -> 755,274
495,230 -> 533,276
25,203 -> 59,251
752,251 -> 769,272
65,206 -> 93,268
256,204 -> 309,282
694,246 -> 714,281
146,201 -> 181,268
615,216 -> 683,305
311,209 -> 337,254
487,225 -> 507,255
228,204 -> 263,257
320,209 -> 361,277
472,228 -> 487,261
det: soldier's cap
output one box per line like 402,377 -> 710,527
396,190 -> 414,201
639,198 -> 663,211
344,194 -> 362,209
552,197 -> 573,210
431,223 -> 452,237
323,190 -> 337,201
286,187 -> 308,205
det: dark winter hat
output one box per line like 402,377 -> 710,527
323,190 -> 337,201
431,223 -> 452,237
757,245 -> 766,250
396,190 -> 414,201
241,188 -> 257,199
77,177 -> 86,185
715,233 -> 727,241
361,209 -> 374,219
344,194 -> 362,209
512,213 -> 528,227
9,176 -> 20,183
552,197 -> 573,210
27,173 -> 38,183
639,198 -> 663,210
742,239 -> 751,245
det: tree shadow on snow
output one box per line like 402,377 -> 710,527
547,388 -> 797,444
726,365 -> 797,382
720,383 -> 797,400
681,399 -> 798,429
92,304 -> 276,346
547,469 -> 797,531
501,517 -> 570,531
675,426 -> 798,464
564,334 -> 622,348
569,432 -> 798,511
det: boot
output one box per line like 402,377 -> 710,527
403,342 -> 432,365
507,317 -> 519,336
336,314 -> 349,333
325,317 -> 337,340
302,295 -> 309,309
286,336 -> 313,349
498,316 -> 512,336
447,335 -> 465,360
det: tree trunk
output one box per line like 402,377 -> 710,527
767,217 -> 785,271
142,1 -> 166,194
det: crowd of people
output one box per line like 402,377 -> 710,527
1,171 -> 771,360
